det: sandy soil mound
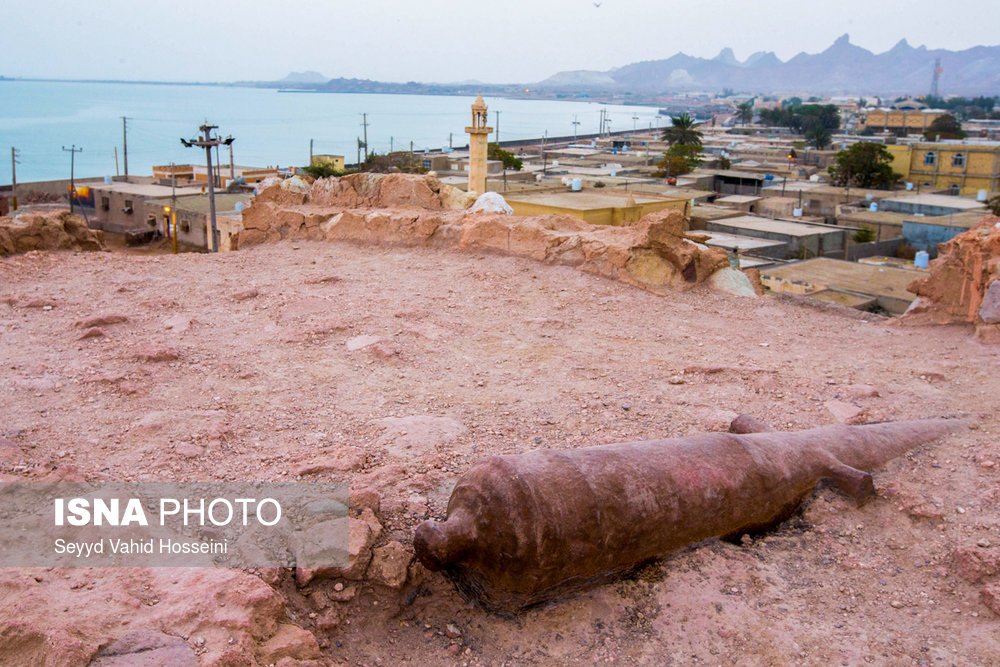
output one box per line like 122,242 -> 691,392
0,210 -> 105,256
1,240 -> 998,665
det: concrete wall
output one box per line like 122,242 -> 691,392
90,187 -> 167,234
902,221 -> 968,256
845,237 -> 906,262
705,220 -> 846,259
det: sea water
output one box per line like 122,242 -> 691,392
0,80 -> 665,184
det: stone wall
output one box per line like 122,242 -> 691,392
235,174 -> 737,295
0,210 -> 105,256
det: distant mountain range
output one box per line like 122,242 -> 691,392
257,35 -> 999,100
540,35 -> 1000,96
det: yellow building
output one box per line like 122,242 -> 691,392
505,190 -> 689,226
886,142 -> 1000,194
862,109 -> 946,133
311,154 -> 345,172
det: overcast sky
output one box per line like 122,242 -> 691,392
4,0 -> 997,84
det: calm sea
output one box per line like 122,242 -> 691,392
0,81 -> 665,184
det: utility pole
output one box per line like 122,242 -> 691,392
572,115 -> 580,143
228,138 -> 235,180
449,132 -> 453,150
121,117 -> 128,180
181,123 -> 233,253
542,131 -> 548,176
361,113 -> 369,161
632,114 -> 639,134
599,109 -> 605,136
357,138 -> 361,170
495,110 -> 501,147
390,136 -> 394,153
309,139 -> 313,165
10,147 -> 19,211
62,145 -> 83,214
170,162 -> 178,254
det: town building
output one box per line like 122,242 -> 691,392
504,189 -> 689,226
861,108 -> 947,133
760,256 -> 924,315
702,214 -> 848,259
885,141 -> 1000,194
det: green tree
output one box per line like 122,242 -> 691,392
661,112 -> 703,146
986,195 -> 1000,217
300,162 -> 345,179
488,143 -> 523,170
923,114 -> 967,140
828,142 -> 901,190
652,144 -> 702,178
806,124 -> 832,149
736,101 -> 754,125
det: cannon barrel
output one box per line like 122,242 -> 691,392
414,418 -> 961,612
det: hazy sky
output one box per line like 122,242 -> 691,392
5,0 -> 997,84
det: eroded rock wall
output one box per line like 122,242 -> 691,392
904,215 -> 1000,342
237,175 -> 730,294
0,211 -> 105,256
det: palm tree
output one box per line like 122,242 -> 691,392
661,112 -> 703,147
736,101 -> 754,126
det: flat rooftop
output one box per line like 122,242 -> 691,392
716,195 -> 763,204
698,231 -> 786,253
881,194 -> 986,210
91,182 -> 204,198
762,257 -> 922,301
710,215 -> 844,237
504,190 -> 669,210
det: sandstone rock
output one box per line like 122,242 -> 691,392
256,623 -> 322,664
293,446 -> 365,475
952,546 -> 1000,583
904,215 -> 1000,334
469,192 -> 514,215
89,630 -> 197,667
707,267 -> 758,297
77,327 -> 106,340
75,314 -> 128,328
295,508 -> 382,585
350,486 -> 382,516
979,280 -> 1000,324
133,346 -> 179,362
439,183 -> 477,210
368,541 -> 414,589
0,211 -> 105,257
844,384 -> 880,399
824,399 -> 863,424
231,288 -> 259,301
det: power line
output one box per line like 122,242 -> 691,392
61,145 -> 83,215
181,123 -> 234,253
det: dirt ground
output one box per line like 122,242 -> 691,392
1,239 -> 998,665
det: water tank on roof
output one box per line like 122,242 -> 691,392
104,176 -> 112,185
235,202 -> 245,212
793,208 -> 803,217
869,202 -> 878,212
978,190 -> 989,202
915,251 -> 929,268
571,178 -> 582,191
906,182 -> 914,191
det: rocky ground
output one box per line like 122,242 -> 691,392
1,237 -> 999,665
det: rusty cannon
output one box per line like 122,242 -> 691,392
414,417 -> 961,613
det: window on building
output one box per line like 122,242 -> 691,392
952,153 -> 965,167
124,199 -> 134,214
101,196 -> 110,211
923,152 -> 936,166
